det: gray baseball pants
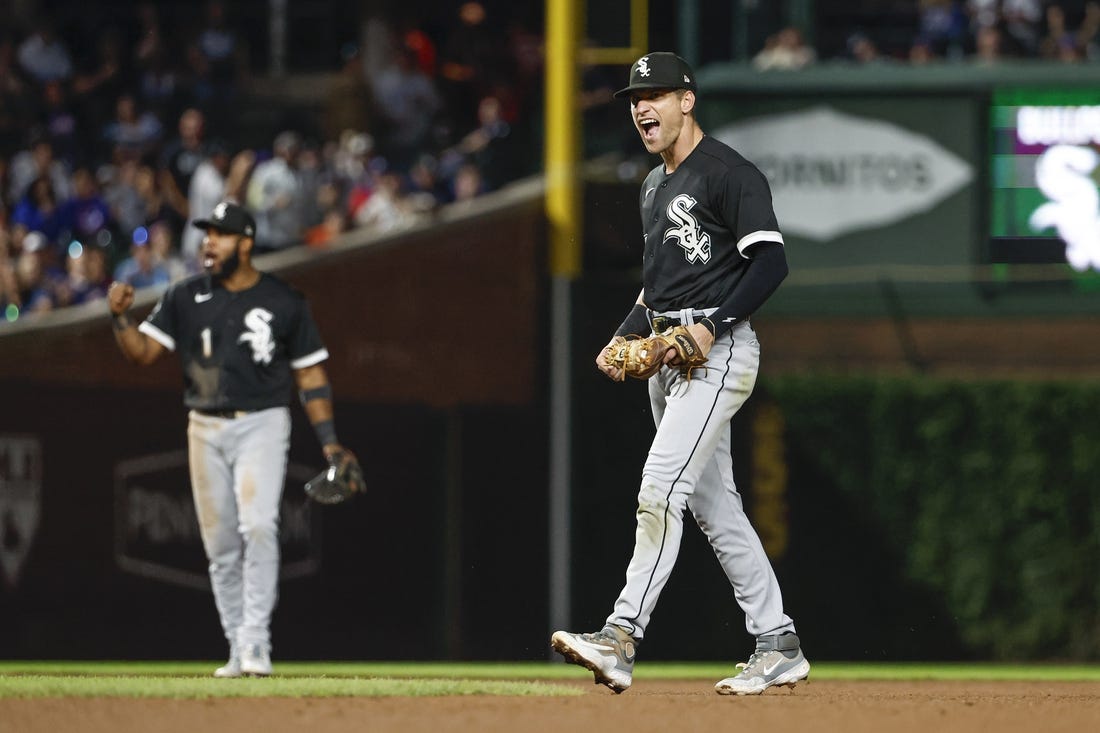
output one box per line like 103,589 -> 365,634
607,321 -> 795,641
187,407 -> 290,652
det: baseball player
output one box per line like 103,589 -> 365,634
551,53 -> 810,695
107,200 -> 356,677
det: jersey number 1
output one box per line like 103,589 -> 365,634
201,327 -> 212,358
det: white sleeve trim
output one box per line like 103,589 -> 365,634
736,230 -> 785,258
138,321 -> 176,351
291,348 -> 330,370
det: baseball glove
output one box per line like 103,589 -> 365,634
304,449 -> 365,505
606,326 -> 708,381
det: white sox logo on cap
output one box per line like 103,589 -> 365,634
637,57 -> 650,77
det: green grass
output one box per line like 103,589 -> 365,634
1,661 -> 1098,699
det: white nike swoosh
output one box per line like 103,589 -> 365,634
194,292 -> 213,303
762,659 -> 783,675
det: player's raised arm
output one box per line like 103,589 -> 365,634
107,281 -> 166,366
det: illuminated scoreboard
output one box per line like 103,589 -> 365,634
989,89 -> 1100,271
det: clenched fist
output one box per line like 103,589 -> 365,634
107,282 -> 135,316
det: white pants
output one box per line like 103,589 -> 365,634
607,322 -> 795,641
187,407 -> 290,651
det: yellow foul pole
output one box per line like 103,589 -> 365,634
545,0 -> 582,278
545,0 -> 581,648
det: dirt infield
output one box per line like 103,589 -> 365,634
3,679 -> 1099,733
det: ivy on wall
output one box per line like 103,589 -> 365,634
764,375 -> 1100,660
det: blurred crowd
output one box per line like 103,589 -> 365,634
754,0 -> 1100,69
0,0 -> 541,323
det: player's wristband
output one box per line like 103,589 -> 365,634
312,419 -> 338,447
110,312 -> 133,332
614,303 -> 650,338
299,384 -> 333,405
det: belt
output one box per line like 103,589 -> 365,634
195,408 -> 254,419
649,307 -> 718,334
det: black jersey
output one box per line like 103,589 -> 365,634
140,272 -> 329,411
640,135 -> 783,312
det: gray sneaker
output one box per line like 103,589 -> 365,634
714,633 -> 810,695
213,652 -> 241,679
551,625 -> 636,693
240,643 -> 272,677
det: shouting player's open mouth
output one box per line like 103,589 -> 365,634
638,117 -> 660,142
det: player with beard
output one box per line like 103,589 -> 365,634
107,200 -> 356,677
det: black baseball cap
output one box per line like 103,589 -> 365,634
192,201 -> 256,238
614,52 -> 697,99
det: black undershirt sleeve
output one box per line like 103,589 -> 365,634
614,302 -> 651,338
703,242 -> 788,339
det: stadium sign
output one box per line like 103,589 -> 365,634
113,450 -> 319,589
714,106 -> 973,241
0,435 -> 42,590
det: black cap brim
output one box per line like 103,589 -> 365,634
192,219 -> 246,235
613,83 -> 689,99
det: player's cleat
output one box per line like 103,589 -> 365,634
213,653 -> 242,679
551,624 -> 636,693
715,632 -> 810,695
240,643 -> 273,677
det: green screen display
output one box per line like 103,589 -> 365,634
990,88 -> 1100,270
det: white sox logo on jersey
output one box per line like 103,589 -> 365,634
238,308 -> 276,364
664,194 -> 711,264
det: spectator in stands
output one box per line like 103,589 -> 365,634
1040,4 -> 1078,60
101,158 -> 145,237
148,218 -> 192,283
16,17 -> 73,85
188,0 -> 248,127
353,170 -> 412,233
449,162 -> 485,205
159,108 -> 207,218
1040,3 -> 1099,62
8,135 -> 72,203
14,231 -> 59,314
246,131 -> 306,252
1083,2 -> 1100,60
846,32 -> 895,65
405,153 -> 445,212
103,93 -> 163,160
438,1 -> 499,136
134,162 -> 186,238
304,206 -> 349,249
58,166 -> 114,249
973,24 -> 1004,64
920,0 -> 969,59
134,4 -> 185,122
182,138 -> 231,260
39,81 -> 79,168
70,28 -> 126,141
112,226 -> 169,289
752,27 -> 816,71
323,43 -> 377,143
374,45 -> 443,171
970,0 -> 1042,57
448,94 -> 516,191
54,241 -> 108,307
908,36 -> 939,64
11,176 -> 63,250
0,225 -> 19,315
